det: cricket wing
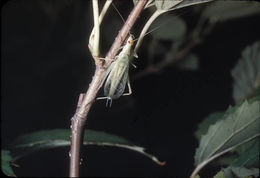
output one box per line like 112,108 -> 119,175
104,61 -> 129,99
113,68 -> 129,99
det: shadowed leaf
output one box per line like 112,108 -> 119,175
213,171 -> 225,178
232,41 -> 260,103
223,139 -> 259,178
10,129 -> 165,165
202,1 -> 260,23
1,150 -> 15,177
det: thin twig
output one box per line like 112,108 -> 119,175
92,0 -> 100,57
69,1 -> 147,177
134,10 -> 165,54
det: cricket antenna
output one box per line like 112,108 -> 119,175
112,2 -> 125,24
133,25 -> 161,43
112,2 -> 132,37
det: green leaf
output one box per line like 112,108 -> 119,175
202,1 -> 260,23
155,0 -> 183,11
254,87 -> 260,96
193,99 -> 260,176
223,139 -> 259,178
214,171 -> 225,178
235,139 -> 259,167
214,154 -> 238,167
151,14 -> 186,40
170,0 -> 213,11
10,129 -> 165,165
1,150 -> 15,176
232,41 -> 260,103
223,166 -> 259,178
194,112 -> 224,140
231,167 -> 258,178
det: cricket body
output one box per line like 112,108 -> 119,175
103,35 -> 135,106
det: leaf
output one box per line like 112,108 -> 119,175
223,167 -> 259,178
235,139 -> 259,167
1,150 -> 15,176
231,167 -> 258,178
192,99 -> 260,176
170,0 -> 213,11
194,112 -> 224,140
214,154 -> 238,167
223,139 -> 259,178
202,1 -> 260,23
254,87 -> 260,96
214,171 -> 225,178
155,0 -> 183,11
151,14 -> 187,40
231,41 -> 260,103
10,129 -> 165,165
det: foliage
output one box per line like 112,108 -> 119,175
232,42 -> 260,103
193,41 -> 260,177
193,99 -> 259,176
1,150 -> 15,177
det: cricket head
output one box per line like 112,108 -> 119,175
126,35 -> 135,46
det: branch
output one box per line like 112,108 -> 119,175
69,1 -> 147,177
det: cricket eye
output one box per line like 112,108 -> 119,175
129,40 -> 134,45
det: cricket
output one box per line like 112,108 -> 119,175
97,34 -> 136,106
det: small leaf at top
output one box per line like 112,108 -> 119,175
202,1 -> 260,23
169,0 -> 213,11
1,150 -> 15,177
193,99 -> 260,176
10,129 -> 165,165
155,0 -> 183,11
232,41 -> 260,103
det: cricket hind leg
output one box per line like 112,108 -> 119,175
106,98 -> 112,107
122,80 -> 132,96
96,80 -> 131,106
96,96 -> 113,107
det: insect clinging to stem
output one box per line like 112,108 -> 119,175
97,34 -> 136,107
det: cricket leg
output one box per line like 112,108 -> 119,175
123,80 -> 132,96
96,96 -> 113,107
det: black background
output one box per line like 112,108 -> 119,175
1,0 -> 260,177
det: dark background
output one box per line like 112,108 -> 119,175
1,0 -> 260,177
